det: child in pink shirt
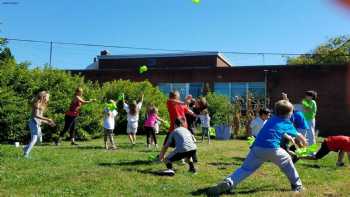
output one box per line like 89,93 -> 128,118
144,105 -> 166,148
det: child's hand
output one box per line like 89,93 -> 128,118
48,119 -> 56,127
282,92 -> 288,101
159,151 -> 165,161
284,134 -> 296,146
159,155 -> 164,162
295,134 -> 308,148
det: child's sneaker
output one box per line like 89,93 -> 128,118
291,185 -> 305,193
163,169 -> 175,176
23,153 -> 30,159
188,167 -> 197,174
336,162 -> 345,167
207,179 -> 233,196
110,146 -> 117,150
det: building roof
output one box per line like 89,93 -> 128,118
86,51 -> 233,70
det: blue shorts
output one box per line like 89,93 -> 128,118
29,119 -> 42,137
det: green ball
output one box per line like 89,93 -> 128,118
192,0 -> 201,4
139,65 -> 148,74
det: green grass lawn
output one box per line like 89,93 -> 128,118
1,135 -> 350,197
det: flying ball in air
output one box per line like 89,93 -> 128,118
139,65 -> 148,74
192,0 -> 201,5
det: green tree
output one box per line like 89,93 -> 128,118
287,36 -> 350,65
0,38 -> 15,62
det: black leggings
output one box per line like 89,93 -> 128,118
166,150 -> 197,170
144,126 -> 157,145
315,141 -> 331,159
60,115 -> 77,139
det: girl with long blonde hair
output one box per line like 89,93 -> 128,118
23,91 -> 55,158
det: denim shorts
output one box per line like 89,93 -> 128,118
29,119 -> 42,137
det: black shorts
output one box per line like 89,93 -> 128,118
167,150 -> 197,163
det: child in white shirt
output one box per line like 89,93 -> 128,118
249,108 -> 271,137
123,94 -> 143,145
103,100 -> 118,150
198,109 -> 211,143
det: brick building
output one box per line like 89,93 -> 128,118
71,52 -> 350,136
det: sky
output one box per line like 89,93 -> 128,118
1,0 -> 350,69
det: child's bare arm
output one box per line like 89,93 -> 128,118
33,107 -> 55,126
77,96 -> 96,104
159,146 -> 169,161
140,94 -> 144,102
283,133 -> 296,146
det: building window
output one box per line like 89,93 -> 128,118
214,83 -> 231,98
158,83 -> 172,95
189,83 -> 203,98
158,83 -> 204,100
214,82 -> 266,110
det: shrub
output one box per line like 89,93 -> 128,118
0,60 -> 168,143
205,92 -> 234,126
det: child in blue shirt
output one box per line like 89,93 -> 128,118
208,100 -> 307,195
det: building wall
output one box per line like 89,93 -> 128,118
71,64 -> 350,136
265,65 -> 350,136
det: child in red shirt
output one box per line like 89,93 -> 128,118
164,91 -> 195,146
305,135 -> 350,166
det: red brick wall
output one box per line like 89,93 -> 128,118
72,64 -> 350,135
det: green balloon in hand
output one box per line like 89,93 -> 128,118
295,144 -> 319,157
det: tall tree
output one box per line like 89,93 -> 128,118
287,36 -> 350,65
0,38 -> 14,62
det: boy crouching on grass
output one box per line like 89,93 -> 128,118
302,135 -> 350,167
208,100 -> 308,196
159,118 -> 197,176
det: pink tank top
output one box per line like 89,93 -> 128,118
144,113 -> 158,127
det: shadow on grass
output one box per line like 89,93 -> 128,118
57,145 -> 105,150
298,162 -> 335,169
208,161 -> 241,170
122,168 -> 176,176
98,160 -> 154,167
139,149 -> 160,153
207,157 -> 245,169
191,186 -> 289,196
76,146 -> 105,150
232,156 -> 246,162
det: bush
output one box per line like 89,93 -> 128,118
205,92 -> 234,126
0,60 -> 168,143
0,57 -> 233,143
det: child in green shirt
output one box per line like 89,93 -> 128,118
302,90 -> 317,145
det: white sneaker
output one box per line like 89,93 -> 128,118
292,185 -> 305,193
163,169 -> 175,176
